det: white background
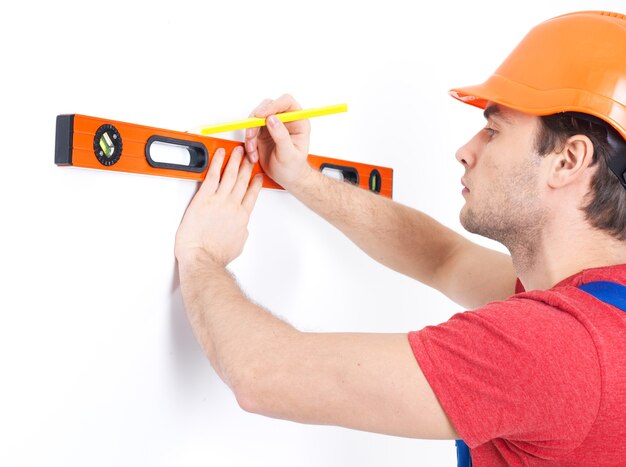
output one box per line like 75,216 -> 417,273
1,1 -> 623,466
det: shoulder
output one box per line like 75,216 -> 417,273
409,292 -> 602,450
409,289 -> 600,389
412,290 -> 593,349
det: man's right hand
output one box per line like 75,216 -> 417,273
244,94 -> 312,190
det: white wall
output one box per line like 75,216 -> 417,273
1,1 -> 623,465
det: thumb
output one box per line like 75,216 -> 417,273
265,115 -> 295,153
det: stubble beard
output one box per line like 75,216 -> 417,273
459,167 -> 548,272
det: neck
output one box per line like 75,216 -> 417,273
510,220 -> 626,291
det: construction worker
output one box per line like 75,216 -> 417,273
174,11 -> 626,465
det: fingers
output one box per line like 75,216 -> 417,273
199,148 -> 226,195
202,145 -> 261,205
264,94 -> 309,141
255,94 -> 302,117
245,98 -> 272,163
218,146 -> 262,216
213,145 -> 263,215
231,155 -> 256,201
251,98 -> 272,119
248,98 -> 273,120
245,94 -> 302,164
216,146 -> 244,195
264,114 -> 295,155
245,127 -> 260,163
242,174 -> 263,214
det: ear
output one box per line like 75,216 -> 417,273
546,134 -> 595,189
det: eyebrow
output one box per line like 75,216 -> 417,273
483,105 -> 511,124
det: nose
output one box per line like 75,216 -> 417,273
455,135 -> 478,168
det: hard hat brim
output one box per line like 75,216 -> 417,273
450,73 -> 626,141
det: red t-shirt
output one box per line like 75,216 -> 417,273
408,264 -> 626,466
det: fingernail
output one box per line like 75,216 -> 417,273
267,115 -> 279,128
234,146 -> 244,156
246,128 -> 253,138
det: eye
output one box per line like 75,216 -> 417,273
483,127 -> 498,139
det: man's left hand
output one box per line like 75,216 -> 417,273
175,146 -> 263,268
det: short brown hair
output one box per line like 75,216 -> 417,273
535,113 -> 626,241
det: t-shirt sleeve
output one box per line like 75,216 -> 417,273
408,297 -> 601,457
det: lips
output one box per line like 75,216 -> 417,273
461,177 -> 470,191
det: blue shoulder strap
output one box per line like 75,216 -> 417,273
455,280 -> 625,466
455,440 -> 472,467
577,281 -> 626,312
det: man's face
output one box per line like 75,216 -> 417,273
456,104 -> 548,248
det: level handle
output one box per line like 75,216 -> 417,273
145,135 -> 208,173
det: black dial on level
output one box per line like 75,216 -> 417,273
93,124 -> 123,166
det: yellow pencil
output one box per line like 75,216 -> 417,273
197,103 -> 348,135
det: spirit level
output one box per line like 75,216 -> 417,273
54,114 -> 393,198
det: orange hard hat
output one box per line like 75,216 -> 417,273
450,11 -> 626,141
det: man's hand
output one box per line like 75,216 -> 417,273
244,94 -> 312,190
175,146 -> 263,268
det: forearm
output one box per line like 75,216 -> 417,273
284,165 -> 467,289
178,259 -> 457,439
244,95 -> 514,306
178,260 -> 296,393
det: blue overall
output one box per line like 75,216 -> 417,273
455,281 -> 626,466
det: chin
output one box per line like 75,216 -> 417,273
459,206 -> 492,238
459,205 -> 471,231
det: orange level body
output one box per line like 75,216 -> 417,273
55,114 -> 393,198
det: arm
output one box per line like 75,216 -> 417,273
245,95 -> 516,308
180,262 -> 458,439
174,146 -> 458,439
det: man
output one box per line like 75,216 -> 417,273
174,11 -> 626,466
